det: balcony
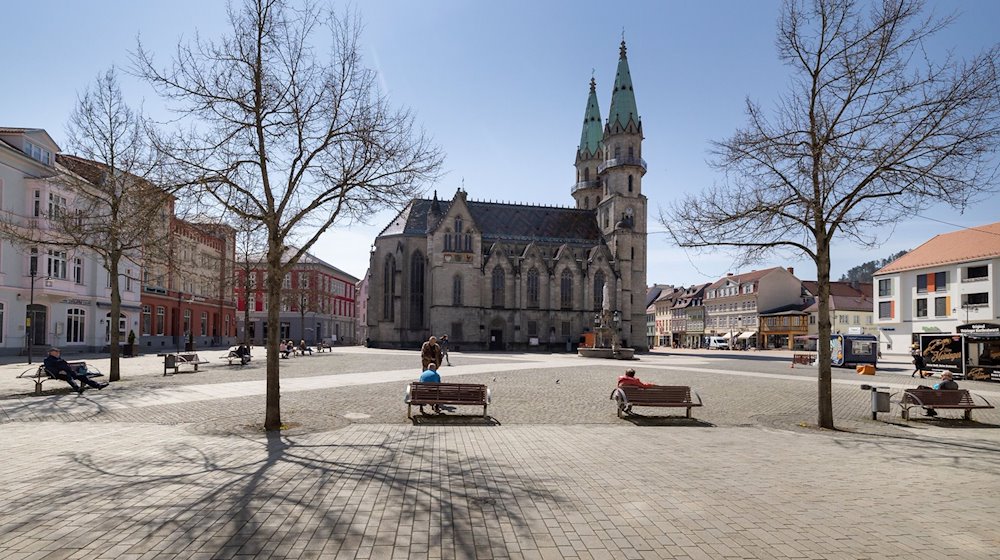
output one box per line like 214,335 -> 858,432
571,180 -> 599,194
598,156 -> 647,174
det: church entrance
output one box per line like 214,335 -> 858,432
489,329 -> 503,351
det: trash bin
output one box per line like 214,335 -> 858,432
860,384 -> 891,420
163,354 -> 176,376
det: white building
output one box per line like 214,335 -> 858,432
873,221 -> 1000,354
0,128 -> 142,355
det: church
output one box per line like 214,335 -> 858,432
366,41 -> 648,352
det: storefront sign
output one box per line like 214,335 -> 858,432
957,323 -> 1000,335
919,334 -> 963,373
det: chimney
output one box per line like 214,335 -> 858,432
787,267 -> 794,275
726,272 -> 734,277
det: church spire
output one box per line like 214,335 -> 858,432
577,77 -> 603,158
606,40 -> 640,133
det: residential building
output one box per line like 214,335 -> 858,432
873,221 -> 1000,354
236,250 -> 359,345
800,281 -> 875,343
645,303 -> 656,349
704,267 -> 803,349
674,283 -> 709,348
759,304 -> 810,350
653,288 -> 681,347
366,42 -> 648,351
356,270 -> 370,345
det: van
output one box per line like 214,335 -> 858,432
707,336 -> 729,350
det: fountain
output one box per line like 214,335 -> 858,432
578,283 -> 635,360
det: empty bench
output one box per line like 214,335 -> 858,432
610,385 -> 703,418
791,353 -> 816,367
897,389 -> 994,421
17,362 -> 104,395
160,353 -> 209,375
405,382 -> 492,419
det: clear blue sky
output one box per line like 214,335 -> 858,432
4,1 -> 998,286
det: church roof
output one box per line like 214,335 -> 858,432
578,78 -> 603,157
607,41 -> 639,131
380,198 -> 602,245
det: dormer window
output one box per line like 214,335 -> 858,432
23,140 -> 52,165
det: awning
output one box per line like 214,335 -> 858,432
738,331 -> 757,340
721,332 -> 735,340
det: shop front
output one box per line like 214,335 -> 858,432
919,322 -> 1000,382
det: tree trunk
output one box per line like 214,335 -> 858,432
264,237 -> 283,431
815,232 -> 834,429
108,252 -> 122,382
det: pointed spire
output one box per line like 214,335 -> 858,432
430,189 -> 441,214
607,40 -> 639,132
578,77 -> 603,157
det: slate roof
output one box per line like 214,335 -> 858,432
800,281 -> 872,298
707,267 -> 783,290
875,221 -> 1000,274
803,295 -> 873,313
380,198 -> 602,246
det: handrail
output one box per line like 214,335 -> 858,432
598,156 -> 647,173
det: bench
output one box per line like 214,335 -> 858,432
222,349 -> 252,365
405,382 -> 492,419
17,362 -> 104,395
897,389 -> 994,421
317,342 -> 333,353
790,353 -> 816,368
160,353 -> 209,375
610,385 -> 703,418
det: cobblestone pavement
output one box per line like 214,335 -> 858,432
1,348 -> 999,559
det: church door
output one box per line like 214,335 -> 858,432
489,329 -> 503,351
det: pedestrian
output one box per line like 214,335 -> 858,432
43,348 -> 108,393
420,336 -> 442,371
418,363 -> 442,414
440,334 -> 452,366
911,344 -> 926,378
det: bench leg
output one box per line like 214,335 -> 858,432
407,403 -> 412,419
194,364 -> 199,372
34,380 -> 43,396
901,407 -> 909,421
686,407 -> 691,419
483,404 -> 488,419
964,409 -> 972,421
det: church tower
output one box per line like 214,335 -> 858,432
572,77 -> 603,210
596,40 -> 648,349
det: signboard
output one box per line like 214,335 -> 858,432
847,327 -> 862,335
919,334 -> 964,373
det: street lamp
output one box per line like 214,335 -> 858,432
26,267 -> 49,365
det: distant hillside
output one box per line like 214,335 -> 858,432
839,250 -> 909,283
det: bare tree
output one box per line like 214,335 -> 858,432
0,68 -> 172,382
135,0 -> 442,430
662,0 -> 1000,429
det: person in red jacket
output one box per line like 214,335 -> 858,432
617,368 -> 653,388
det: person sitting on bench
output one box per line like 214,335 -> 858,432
921,372 -> 959,417
299,339 -> 312,355
617,368 -> 654,389
279,341 -> 291,359
235,343 -> 251,365
43,347 -> 108,394
418,363 -> 442,414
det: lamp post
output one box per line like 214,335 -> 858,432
25,267 -> 49,365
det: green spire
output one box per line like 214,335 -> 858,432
578,77 -> 603,157
607,40 -> 639,131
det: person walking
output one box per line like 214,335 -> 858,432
911,344 -> 927,378
440,334 -> 452,366
421,336 -> 442,371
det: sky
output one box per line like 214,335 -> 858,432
3,0 -> 999,286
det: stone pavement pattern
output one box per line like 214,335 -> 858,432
1,348 -> 999,559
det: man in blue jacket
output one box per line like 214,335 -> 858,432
418,363 -> 441,413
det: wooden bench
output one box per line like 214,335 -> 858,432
790,353 -> 816,367
405,382 -> 492,419
17,362 -> 104,395
222,349 -> 252,365
160,353 -> 209,375
897,389 -> 994,421
317,342 -> 333,353
610,385 -> 703,418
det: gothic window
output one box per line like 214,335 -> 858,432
527,268 -> 539,308
409,251 -> 424,329
593,271 -> 605,310
382,255 -> 395,321
452,275 -> 462,306
614,144 -> 621,159
491,267 -> 505,308
584,167 -> 590,181
455,216 -> 463,233
444,229 -> 452,252
560,269 -> 573,310
628,146 -> 634,160
464,233 -> 472,252
628,175 -> 633,192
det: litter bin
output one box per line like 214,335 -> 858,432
163,354 -> 177,376
860,384 -> 890,420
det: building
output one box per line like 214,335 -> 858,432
236,251 -> 359,345
674,283 -> 709,348
800,281 -> 874,346
0,128 -> 144,355
653,288 -> 681,347
873,221 -> 1000,354
366,42 -> 648,351
356,270 -> 370,345
704,267 -> 803,349
645,303 -> 656,349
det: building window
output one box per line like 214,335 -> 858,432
593,271 -> 605,310
560,269 -> 573,310
966,265 -> 988,281
33,190 -> 41,217
878,301 -> 893,319
73,258 -> 83,284
878,279 -> 892,297
934,297 -> 948,317
142,305 -> 151,335
561,321 -> 571,336
527,321 -> 538,337
452,275 -> 462,306
0,303 -> 4,343
201,312 -> 208,336
66,309 -> 86,343
491,267 -> 505,308
47,193 -> 67,219
183,309 -> 192,335
409,251 -> 424,329
156,306 -> 165,335
46,250 -> 67,279
627,175 -> 633,192
382,255 -> 395,321
628,146 -> 634,160
965,292 -> 989,306
125,269 -> 133,291
916,299 -> 927,318
283,274 -> 291,289
444,230 -> 452,252
527,268 -> 539,308
917,272 -> 947,293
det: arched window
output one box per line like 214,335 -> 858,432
67,308 -> 87,343
409,251 -> 424,329
583,167 -> 590,181
491,267 -> 505,307
614,144 -> 621,159
454,216 -> 463,233
444,229 -> 452,252
628,175 -> 633,192
628,146 -> 634,160
527,268 -> 540,308
382,255 -> 396,321
452,275 -> 462,306
593,271 -> 606,310
560,269 -> 573,309
464,232 -> 472,252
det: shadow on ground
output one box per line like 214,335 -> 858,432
620,414 -> 715,427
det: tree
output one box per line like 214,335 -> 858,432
839,250 -> 909,284
662,0 -> 1000,429
135,0 -> 442,430
0,68 -> 172,382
